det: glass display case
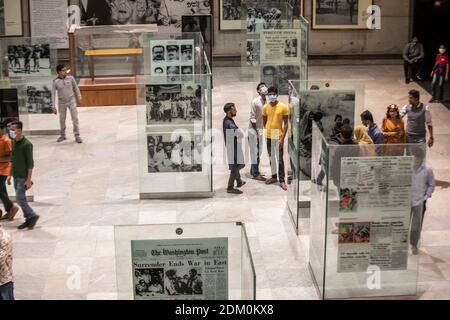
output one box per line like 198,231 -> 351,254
68,24 -> 158,80
115,222 -> 256,300
287,80 -> 365,234
241,0 -> 307,86
0,36 -> 58,80
136,32 -> 212,199
309,122 -> 424,299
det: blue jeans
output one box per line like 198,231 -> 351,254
0,282 -> 14,300
406,136 -> 426,144
431,73 -> 445,100
14,177 -> 37,219
248,130 -> 263,177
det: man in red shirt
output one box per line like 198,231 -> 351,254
430,44 -> 449,103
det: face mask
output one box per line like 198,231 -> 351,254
439,48 -> 446,54
268,95 -> 278,103
259,86 -> 268,95
9,130 -> 16,139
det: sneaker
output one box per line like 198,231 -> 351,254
56,136 -> 66,142
265,177 -> 278,185
26,215 -> 40,230
227,188 -> 243,194
280,182 -> 288,191
411,246 -> 419,255
236,181 -> 246,188
75,136 -> 83,144
253,175 -> 267,182
17,221 -> 29,230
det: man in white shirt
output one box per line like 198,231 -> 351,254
410,147 -> 435,255
248,82 -> 268,181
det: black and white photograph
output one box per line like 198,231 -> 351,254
261,65 -> 300,95
246,39 -> 260,66
134,268 -> 165,297
0,0 -> 5,36
182,15 -> 213,69
26,84 -> 53,114
71,0 -> 211,31
246,7 -> 283,33
147,133 -> 203,173
150,40 -> 195,77
163,267 -> 203,296
146,84 -> 202,125
7,44 -> 51,76
298,90 -> 356,179
220,0 -> 242,30
313,0 -> 372,29
284,38 -> 298,58
0,88 -> 19,123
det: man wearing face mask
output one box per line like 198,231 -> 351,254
262,87 -> 289,191
403,37 -> 424,84
248,82 -> 267,182
429,45 -> 449,103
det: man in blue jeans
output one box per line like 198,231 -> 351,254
7,121 -> 39,230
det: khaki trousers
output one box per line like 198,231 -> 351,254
58,101 -> 80,137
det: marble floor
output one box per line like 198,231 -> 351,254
2,65 -> 450,300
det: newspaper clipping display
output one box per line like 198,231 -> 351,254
131,237 -> 228,300
0,0 -> 22,36
260,30 -> 301,65
337,156 -> 413,273
29,0 -> 68,48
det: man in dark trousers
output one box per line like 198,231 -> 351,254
7,121 -> 39,230
223,103 -> 245,194
403,37 -> 425,84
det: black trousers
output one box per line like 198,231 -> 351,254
267,138 -> 285,183
227,165 -> 242,190
0,175 -> 13,212
403,59 -> 424,81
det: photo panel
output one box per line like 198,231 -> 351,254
182,15 -> 213,69
147,132 -> 203,174
145,83 -> 202,125
0,0 -> 22,36
26,83 -> 53,114
246,39 -> 260,66
260,64 -> 300,95
312,0 -> 373,29
220,0 -> 243,30
7,44 -> 51,76
260,29 -> 301,65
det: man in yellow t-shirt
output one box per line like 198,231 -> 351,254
262,87 -> 289,191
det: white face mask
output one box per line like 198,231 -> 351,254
259,86 -> 268,95
439,48 -> 446,54
268,95 -> 278,103
9,130 -> 16,139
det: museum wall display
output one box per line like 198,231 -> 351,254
0,0 -> 23,37
309,122 -> 423,299
115,222 -> 255,300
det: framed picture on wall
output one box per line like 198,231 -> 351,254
219,0 -> 242,30
0,0 -> 23,37
312,0 -> 373,29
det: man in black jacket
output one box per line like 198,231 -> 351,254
223,103 -> 245,194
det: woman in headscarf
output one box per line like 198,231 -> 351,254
354,124 -> 376,156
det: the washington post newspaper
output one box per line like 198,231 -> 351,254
131,237 -> 228,300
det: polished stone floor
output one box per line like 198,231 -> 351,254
2,65 -> 450,300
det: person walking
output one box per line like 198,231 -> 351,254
410,148 -> 435,255
263,87 -> 289,191
248,82 -> 267,182
360,110 -> 385,144
429,44 -> 449,103
52,64 -> 83,143
0,223 -> 14,300
7,121 -> 39,230
223,103 -> 245,195
403,37 -> 425,84
400,89 -> 434,147
0,123 -> 19,221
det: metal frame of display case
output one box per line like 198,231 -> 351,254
115,222 -> 256,300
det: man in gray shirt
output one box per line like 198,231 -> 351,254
403,36 -> 424,84
52,64 -> 83,143
400,89 -> 434,147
